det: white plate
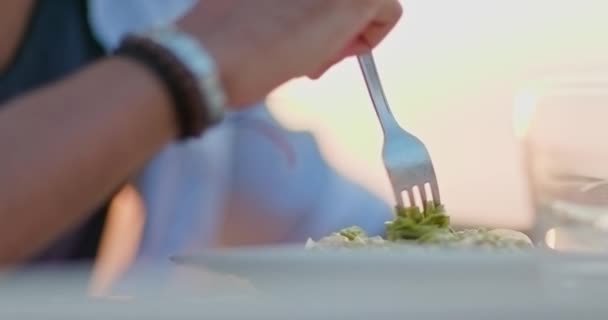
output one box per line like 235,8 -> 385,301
1,247 -> 608,318
171,245 -> 608,308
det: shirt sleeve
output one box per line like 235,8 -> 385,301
88,0 -> 197,51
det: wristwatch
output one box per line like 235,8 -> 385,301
116,25 -> 227,139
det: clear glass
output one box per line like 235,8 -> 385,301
517,73 -> 608,252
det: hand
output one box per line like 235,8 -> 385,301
180,0 -> 403,107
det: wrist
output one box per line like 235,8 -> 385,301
114,26 -> 227,139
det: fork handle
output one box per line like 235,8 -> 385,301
357,53 -> 402,135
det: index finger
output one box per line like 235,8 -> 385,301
360,0 -> 403,49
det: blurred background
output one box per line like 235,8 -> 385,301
267,0 -> 608,230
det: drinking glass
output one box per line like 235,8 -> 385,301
516,73 -> 608,252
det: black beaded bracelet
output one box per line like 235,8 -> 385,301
114,35 -> 209,139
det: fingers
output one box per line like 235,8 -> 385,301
331,0 -> 403,49
307,40 -> 370,79
361,0 -> 403,49
307,0 -> 403,79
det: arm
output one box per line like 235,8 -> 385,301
0,0 -> 402,264
0,58 -> 177,263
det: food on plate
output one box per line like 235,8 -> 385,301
306,202 -> 533,251
305,226 -> 389,250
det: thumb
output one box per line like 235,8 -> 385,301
307,36 -> 372,79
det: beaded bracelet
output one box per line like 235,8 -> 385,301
115,35 -> 210,139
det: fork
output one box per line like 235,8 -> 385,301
357,53 -> 441,210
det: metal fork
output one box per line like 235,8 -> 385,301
357,53 -> 441,209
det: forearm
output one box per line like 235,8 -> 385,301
0,57 -> 177,264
